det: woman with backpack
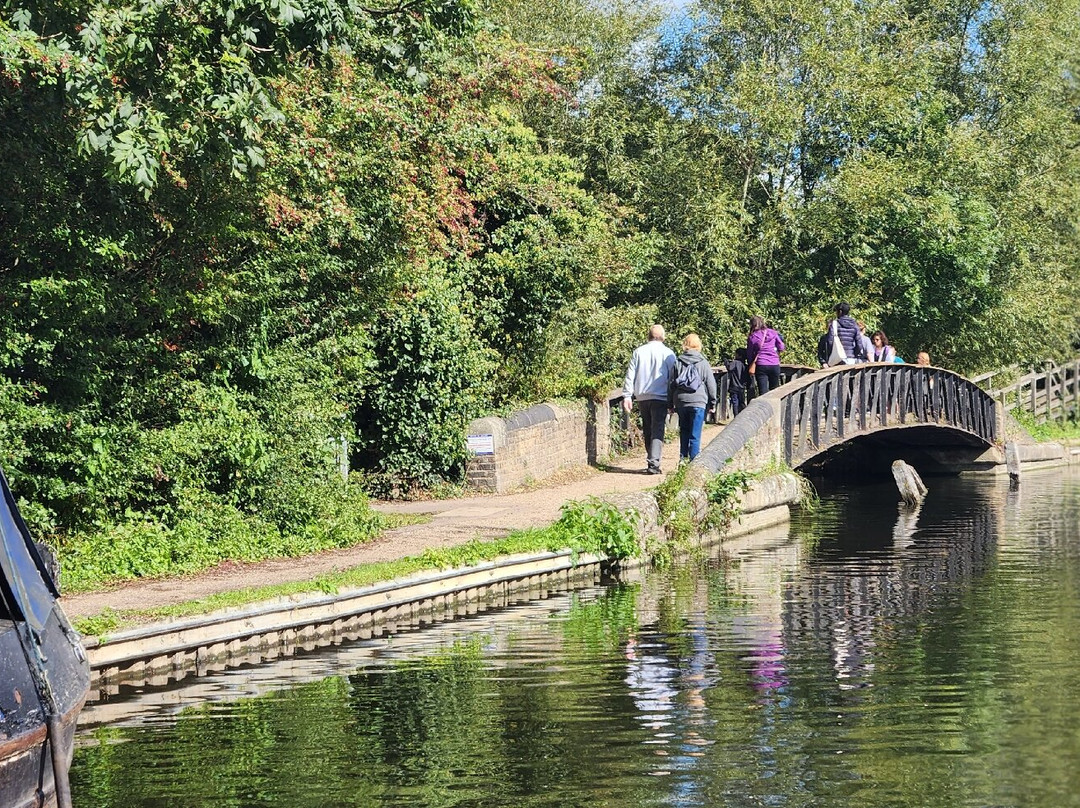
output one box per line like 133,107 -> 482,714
668,333 -> 717,461
746,315 -> 785,395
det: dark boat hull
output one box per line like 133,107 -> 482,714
0,610 -> 89,808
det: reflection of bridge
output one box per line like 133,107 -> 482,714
696,364 -> 1002,476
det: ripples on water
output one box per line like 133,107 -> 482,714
72,468 -> 1080,807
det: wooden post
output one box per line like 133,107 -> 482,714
891,460 -> 928,506
1041,362 -> 1049,419
1005,441 -> 1021,488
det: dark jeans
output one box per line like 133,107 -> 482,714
729,389 -> 746,417
677,406 -> 706,460
638,399 -> 669,472
755,364 -> 782,395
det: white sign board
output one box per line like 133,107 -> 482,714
466,434 -> 496,455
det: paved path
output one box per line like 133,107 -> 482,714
60,425 -> 722,620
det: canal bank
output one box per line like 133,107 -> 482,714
65,422 -> 1077,698
72,466 -> 1080,808
76,465 -> 803,695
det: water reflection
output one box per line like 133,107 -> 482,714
781,478 -> 1002,699
71,468 -> 1080,808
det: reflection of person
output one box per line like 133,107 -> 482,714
668,333 -> 717,462
623,324 -> 676,475
624,636 -> 678,731
916,351 -> 931,366
746,315 -> 785,394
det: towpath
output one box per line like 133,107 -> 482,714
60,424 -> 722,620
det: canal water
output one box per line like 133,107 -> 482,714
71,467 -> 1080,807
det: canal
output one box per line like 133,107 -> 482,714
71,467 -> 1080,807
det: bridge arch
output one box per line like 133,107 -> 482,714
693,364 -> 1003,478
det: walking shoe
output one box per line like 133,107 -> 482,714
646,466 -> 663,475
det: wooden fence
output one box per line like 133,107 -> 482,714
975,360 -> 1080,423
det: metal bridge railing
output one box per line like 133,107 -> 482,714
778,365 -> 999,467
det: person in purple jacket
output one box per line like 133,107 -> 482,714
746,315 -> 785,395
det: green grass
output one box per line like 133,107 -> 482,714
72,499 -> 639,639
1011,409 -> 1080,442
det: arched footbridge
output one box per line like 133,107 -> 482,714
695,364 -> 1007,477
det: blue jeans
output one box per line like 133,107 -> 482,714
677,406 -> 707,460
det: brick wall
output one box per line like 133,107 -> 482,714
466,394 -> 622,493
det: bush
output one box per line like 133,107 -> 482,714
356,272 -> 495,497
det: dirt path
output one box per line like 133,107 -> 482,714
60,425 -> 722,620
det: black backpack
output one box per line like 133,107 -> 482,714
674,358 -> 703,393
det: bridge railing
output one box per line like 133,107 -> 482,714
712,363 -> 817,422
982,359 -> 1080,423
780,365 -> 999,467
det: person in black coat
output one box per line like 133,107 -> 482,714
821,302 -> 866,366
725,347 -> 751,415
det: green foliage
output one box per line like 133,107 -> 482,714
530,297 -> 659,401
0,0 -> 475,191
1010,408 -> 1080,443
651,461 -> 689,520
702,469 -> 754,534
481,497 -> 642,562
358,273 -> 495,497
560,585 -> 639,653
547,497 -> 640,560
650,463 -> 696,565
72,608 -> 119,640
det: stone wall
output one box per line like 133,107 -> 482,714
466,396 -> 621,493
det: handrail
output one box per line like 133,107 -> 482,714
970,364 -> 1019,389
983,358 -> 1080,423
778,365 -> 998,467
711,363 -> 817,422
694,364 -> 1000,474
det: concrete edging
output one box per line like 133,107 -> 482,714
85,549 -> 604,694
80,468 -> 807,696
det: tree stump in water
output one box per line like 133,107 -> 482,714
1005,441 -> 1021,488
891,460 -> 927,506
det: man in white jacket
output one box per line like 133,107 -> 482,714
622,324 -> 676,474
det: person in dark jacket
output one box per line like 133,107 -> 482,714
668,333 -> 718,461
725,347 -> 751,416
816,318 -> 832,368
822,302 -> 865,366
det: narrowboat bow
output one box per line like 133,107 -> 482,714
0,469 -> 89,808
